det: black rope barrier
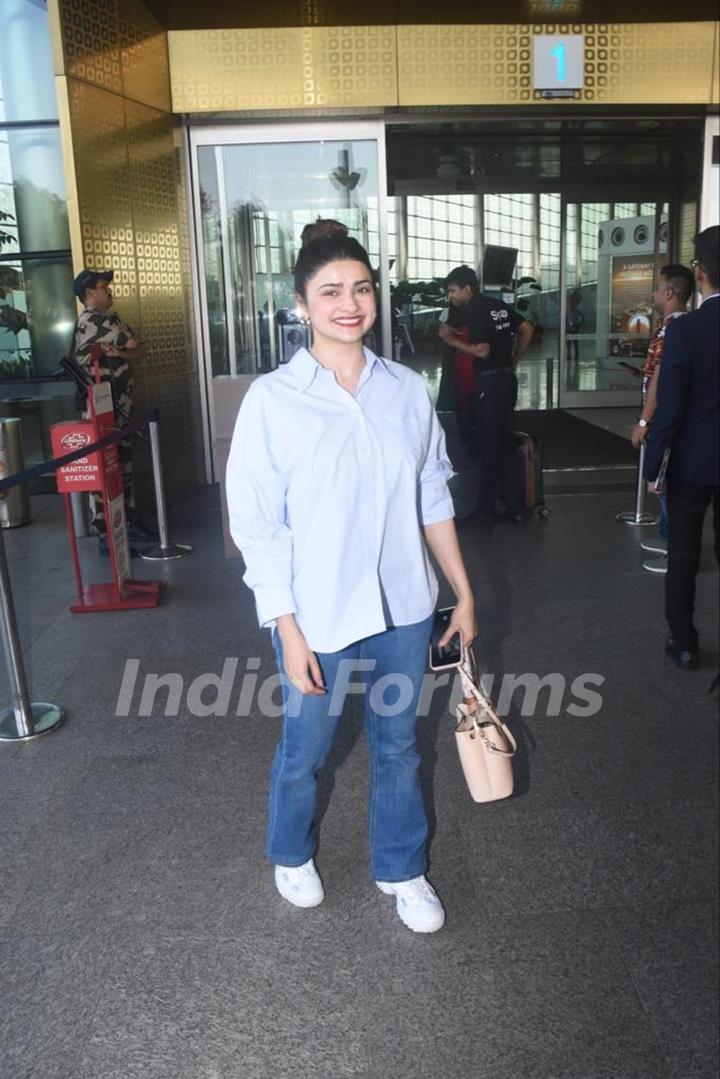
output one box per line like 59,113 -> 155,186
0,408 -> 159,495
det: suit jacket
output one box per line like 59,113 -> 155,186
644,296 -> 720,487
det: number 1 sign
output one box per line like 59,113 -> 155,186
533,35 -> 584,93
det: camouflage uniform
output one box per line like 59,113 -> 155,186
73,307 -> 137,533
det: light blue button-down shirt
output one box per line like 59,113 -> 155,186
226,347 -> 455,653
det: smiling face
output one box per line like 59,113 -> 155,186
297,258 -> 376,350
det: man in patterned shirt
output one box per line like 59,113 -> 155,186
72,268 -> 156,553
630,263 -> 694,573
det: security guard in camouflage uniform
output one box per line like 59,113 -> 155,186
72,268 -> 156,554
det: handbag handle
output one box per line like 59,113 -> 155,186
457,646 -> 489,709
454,647 -> 517,757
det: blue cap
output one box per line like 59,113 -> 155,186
73,268 -> 113,299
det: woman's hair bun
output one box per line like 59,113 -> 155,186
293,222 -> 373,298
300,218 -> 349,247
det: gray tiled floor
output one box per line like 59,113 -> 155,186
1,486 -> 718,1079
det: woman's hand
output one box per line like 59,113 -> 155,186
277,617 -> 325,696
439,594 -> 477,651
422,521 -> 477,651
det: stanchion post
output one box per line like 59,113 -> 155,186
545,355 -> 554,409
63,494 -> 85,601
150,418 -> 170,548
0,528 -> 31,737
70,491 -> 89,538
140,415 -> 193,562
0,528 -> 63,742
617,441 -> 659,526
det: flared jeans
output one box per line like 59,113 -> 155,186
267,614 -> 434,883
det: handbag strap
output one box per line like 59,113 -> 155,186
455,701 -> 517,756
454,648 -> 517,757
457,646 -> 492,710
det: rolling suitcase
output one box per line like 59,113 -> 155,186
514,431 -> 550,518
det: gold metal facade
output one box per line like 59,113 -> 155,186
168,21 -> 719,112
50,0 -> 203,504
399,22 -> 718,106
168,26 -> 398,111
55,0 -> 172,110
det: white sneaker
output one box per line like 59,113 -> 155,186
274,859 -> 324,908
641,538 -> 667,555
643,557 -> 667,575
376,875 -> 445,933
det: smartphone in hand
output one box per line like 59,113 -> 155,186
429,607 -> 462,671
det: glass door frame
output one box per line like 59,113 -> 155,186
187,120 -> 391,483
557,185 -> 678,410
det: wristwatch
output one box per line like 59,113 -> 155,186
638,419 -> 649,428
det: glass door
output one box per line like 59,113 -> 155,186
382,191 -> 563,411
559,198 -> 671,408
189,123 -> 388,479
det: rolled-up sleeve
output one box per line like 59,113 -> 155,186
418,405 -> 455,525
225,384 -> 296,627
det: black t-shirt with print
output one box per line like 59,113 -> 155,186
466,293 -> 525,372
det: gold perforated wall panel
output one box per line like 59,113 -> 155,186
53,0 -> 171,112
67,80 -> 139,323
168,26 -> 397,111
119,0 -> 173,111
398,22 -> 718,106
712,22 -> 719,105
62,82 -> 200,500
167,22 -> 718,112
52,0 -> 202,502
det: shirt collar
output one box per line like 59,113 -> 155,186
286,346 -> 399,392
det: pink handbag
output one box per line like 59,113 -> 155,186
454,648 -> 517,803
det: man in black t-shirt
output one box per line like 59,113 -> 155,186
439,265 -> 534,519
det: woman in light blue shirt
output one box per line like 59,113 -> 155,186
227,227 -> 477,933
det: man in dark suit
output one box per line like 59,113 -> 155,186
644,226 -> 720,670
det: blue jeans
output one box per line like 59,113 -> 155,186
267,614 -> 434,882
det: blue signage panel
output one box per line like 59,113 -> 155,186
533,35 -> 585,91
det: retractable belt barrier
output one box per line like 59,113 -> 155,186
0,352 -> 192,743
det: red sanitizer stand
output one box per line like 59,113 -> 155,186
50,381 -> 164,613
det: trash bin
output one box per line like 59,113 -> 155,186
0,418 -> 31,528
